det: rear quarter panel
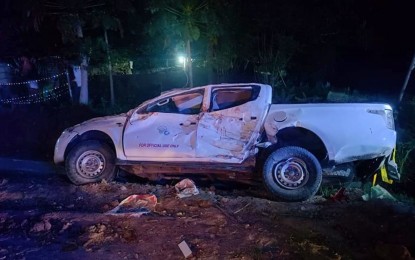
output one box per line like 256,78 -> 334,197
265,103 -> 396,163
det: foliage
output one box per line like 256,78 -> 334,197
145,0 -> 207,59
89,47 -> 133,75
392,193 -> 415,205
144,0 -> 243,81
294,82 -> 331,103
0,0 -> 134,58
396,98 -> 415,184
254,35 -> 299,103
318,185 -> 338,199
397,138 -> 415,178
92,97 -> 129,115
200,1 -> 245,77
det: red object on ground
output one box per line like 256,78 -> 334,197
330,187 -> 349,202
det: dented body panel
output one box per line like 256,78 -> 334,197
124,112 -> 199,159
54,83 -> 397,182
196,85 -> 271,162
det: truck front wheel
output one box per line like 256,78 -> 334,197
65,140 -> 117,185
263,146 -> 322,201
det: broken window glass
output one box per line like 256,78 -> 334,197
211,88 -> 255,111
146,91 -> 203,114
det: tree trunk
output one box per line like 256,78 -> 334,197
207,42 -> 215,84
186,40 -> 193,88
79,56 -> 89,105
74,21 -> 88,105
104,29 -> 115,106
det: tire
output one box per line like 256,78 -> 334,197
65,140 -> 117,185
263,146 -> 322,201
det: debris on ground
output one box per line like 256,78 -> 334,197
330,187 -> 349,202
362,185 -> 397,201
1,170 -> 415,260
178,240 -> 192,258
31,219 -> 52,233
175,179 -> 200,198
106,194 -> 157,216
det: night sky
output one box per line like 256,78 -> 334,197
260,0 -> 415,96
332,0 -> 415,96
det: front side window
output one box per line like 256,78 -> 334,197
210,86 -> 259,111
146,91 -> 203,114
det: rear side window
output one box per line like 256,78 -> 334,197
210,86 -> 260,111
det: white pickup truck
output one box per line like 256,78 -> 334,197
54,83 -> 399,201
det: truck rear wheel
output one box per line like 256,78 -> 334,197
65,140 -> 117,185
263,146 -> 322,201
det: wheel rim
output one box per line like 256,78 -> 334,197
273,157 -> 309,189
76,150 -> 106,178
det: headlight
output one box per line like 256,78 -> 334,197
367,108 -> 395,130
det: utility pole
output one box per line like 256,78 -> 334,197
398,51 -> 415,104
186,40 -> 194,88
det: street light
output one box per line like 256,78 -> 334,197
178,55 -> 186,69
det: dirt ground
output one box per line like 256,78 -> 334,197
1,169 -> 415,260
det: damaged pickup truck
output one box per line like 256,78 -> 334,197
54,83 -> 399,201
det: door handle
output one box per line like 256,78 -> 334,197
180,122 -> 197,126
239,116 -> 257,121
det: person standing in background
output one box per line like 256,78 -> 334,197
67,63 -> 81,104
19,56 -> 39,96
